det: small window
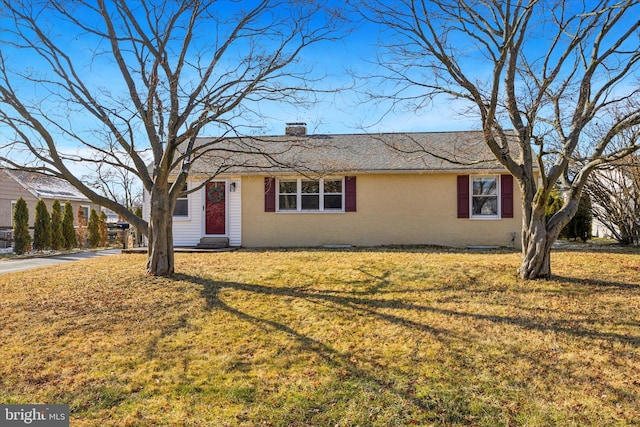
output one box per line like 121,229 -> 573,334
173,182 -> 189,217
301,179 -> 320,210
279,180 -> 298,211
324,179 -> 343,210
471,176 -> 498,217
277,178 -> 343,212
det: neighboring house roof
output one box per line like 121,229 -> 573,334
100,207 -> 120,223
184,130 -> 517,177
3,169 -> 90,202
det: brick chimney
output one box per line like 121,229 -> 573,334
285,122 -> 307,136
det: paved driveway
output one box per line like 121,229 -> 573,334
0,249 -> 122,275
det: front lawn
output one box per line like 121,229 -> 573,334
0,248 -> 638,426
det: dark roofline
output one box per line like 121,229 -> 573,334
177,129 -> 522,176
198,128 -> 487,141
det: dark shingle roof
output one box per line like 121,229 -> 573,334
186,130 -> 513,176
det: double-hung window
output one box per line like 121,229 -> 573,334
471,176 -> 498,218
278,178 -> 343,212
458,174 -> 513,219
82,206 -> 90,219
173,182 -> 189,217
279,180 -> 298,210
323,179 -> 343,209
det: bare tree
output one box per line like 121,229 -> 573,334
586,155 -> 640,244
360,0 -> 640,279
83,160 -> 142,212
0,0 -> 344,275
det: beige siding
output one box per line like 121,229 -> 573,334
0,171 -> 31,228
0,172 -> 99,229
241,174 -> 523,249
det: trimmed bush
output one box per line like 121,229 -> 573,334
62,202 -> 77,249
545,188 -> 563,221
87,208 -> 101,248
33,199 -> 52,251
76,205 -> 87,247
562,192 -> 592,242
12,197 -> 30,255
99,210 -> 109,247
51,199 -> 64,250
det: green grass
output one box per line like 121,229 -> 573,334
0,247 -> 639,426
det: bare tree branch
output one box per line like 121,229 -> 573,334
359,0 -> 640,279
0,0 -> 347,275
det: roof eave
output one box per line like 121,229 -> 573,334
187,166 -> 512,178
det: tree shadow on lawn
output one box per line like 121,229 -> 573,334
161,274 -> 639,418
180,274 -> 639,348
552,275 -> 640,291
551,244 -> 640,255
174,273 -> 451,417
144,312 -> 190,361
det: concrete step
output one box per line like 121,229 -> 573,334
196,237 -> 229,249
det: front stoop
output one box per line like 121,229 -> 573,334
196,237 -> 229,249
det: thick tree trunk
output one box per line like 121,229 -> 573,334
146,186 -> 175,276
519,196 -> 579,280
519,215 -> 554,279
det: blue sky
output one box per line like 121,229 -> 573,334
253,16 -> 481,136
0,1 -> 482,153
3,0 -> 639,191
4,0 -> 638,145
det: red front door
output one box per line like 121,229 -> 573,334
205,181 -> 226,235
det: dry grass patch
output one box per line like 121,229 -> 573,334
0,247 -> 638,426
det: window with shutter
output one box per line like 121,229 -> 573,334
277,177 -> 344,212
457,174 -> 514,219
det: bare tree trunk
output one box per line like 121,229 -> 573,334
0,1 -> 346,276
359,0 -> 640,280
520,214 -> 554,279
146,186 -> 174,276
519,197 -> 579,280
